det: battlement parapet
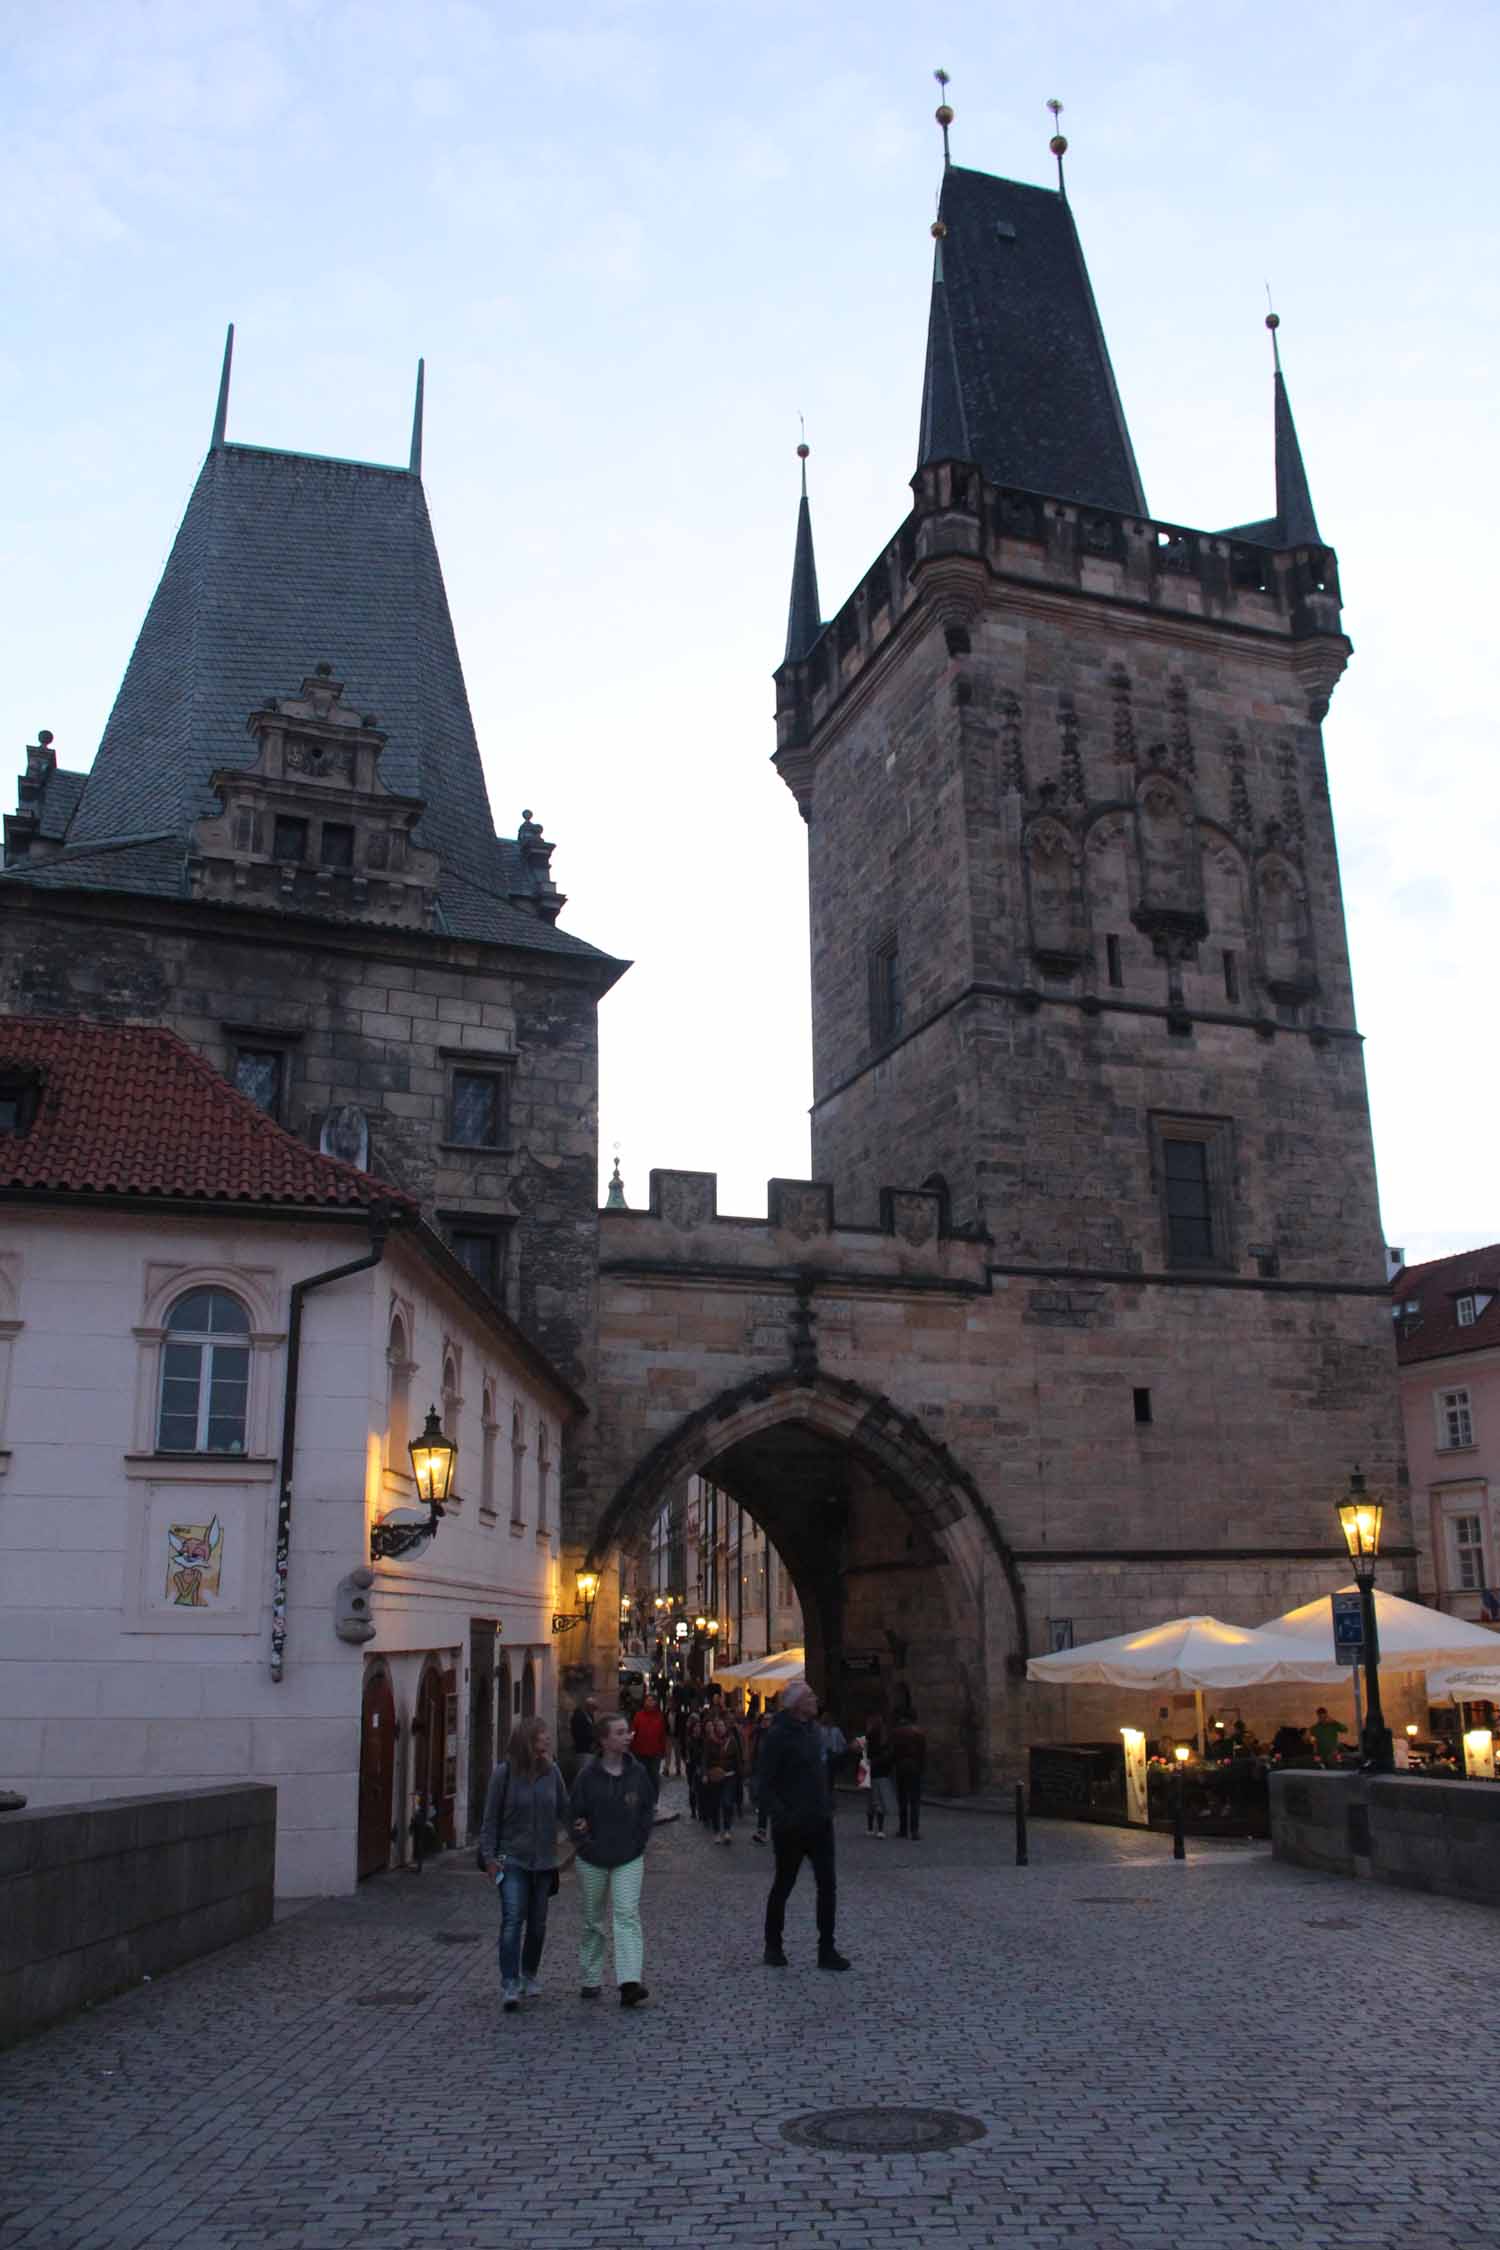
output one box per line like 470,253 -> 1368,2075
598,1169 -> 990,1288
774,459 -> 1345,767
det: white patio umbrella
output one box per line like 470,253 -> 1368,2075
1428,1665 -> 1500,1702
1026,1613 -> 1320,1751
1258,1587 -> 1500,1674
711,1646 -> 806,1697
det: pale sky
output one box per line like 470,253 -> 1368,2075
4,1 -> 1497,1264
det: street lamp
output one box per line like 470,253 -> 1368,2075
1336,1465 -> 1394,1773
371,1405 -> 457,1561
553,1568 -> 600,1637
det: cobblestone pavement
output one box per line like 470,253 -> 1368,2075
4,1786 -> 1499,2250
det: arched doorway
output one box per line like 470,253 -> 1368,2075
468,1623 -> 498,1841
412,1659 -> 456,1850
591,1372 -> 1022,1792
520,1658 -> 537,1718
357,1663 -> 396,1880
496,1656 -> 514,1754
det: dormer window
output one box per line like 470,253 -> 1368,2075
0,1068 -> 41,1134
1456,1295 -> 1476,1328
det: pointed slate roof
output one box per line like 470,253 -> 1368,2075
8,434 -> 615,964
1221,338 -> 1326,550
783,461 -> 823,663
915,164 -> 1146,515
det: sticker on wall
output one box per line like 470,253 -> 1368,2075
166,1517 -> 224,1606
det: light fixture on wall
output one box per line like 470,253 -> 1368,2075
370,1405 -> 457,1562
553,1568 -> 601,1635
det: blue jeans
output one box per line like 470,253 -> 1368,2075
497,1864 -> 552,1985
710,1774 -> 736,1833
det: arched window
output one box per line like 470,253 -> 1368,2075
535,1420 -> 551,1534
386,1314 -> 411,1470
480,1384 -> 498,1519
441,1352 -> 461,1503
158,1288 -> 251,1454
509,1403 -> 526,1527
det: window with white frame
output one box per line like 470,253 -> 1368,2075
441,1352 -> 462,1506
536,1421 -> 551,1534
510,1403 -> 526,1527
1456,1295 -> 1477,1328
1438,1387 -> 1475,1450
1451,1511 -> 1488,1592
157,1288 -> 251,1453
480,1385 -> 498,1519
386,1314 -> 412,1471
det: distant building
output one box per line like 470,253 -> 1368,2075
1391,1244 -> 1500,1622
0,1018 -> 578,1893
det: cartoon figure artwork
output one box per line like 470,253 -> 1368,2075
166,1517 -> 224,1606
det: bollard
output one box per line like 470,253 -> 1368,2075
1014,1781 -> 1029,1866
1170,1770 -> 1186,1862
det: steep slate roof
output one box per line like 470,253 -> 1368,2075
916,165 -> 1147,515
0,1016 -> 417,1211
783,468 -> 822,664
1221,354 -> 1325,549
5,438 -> 614,965
1392,1244 -> 1500,1368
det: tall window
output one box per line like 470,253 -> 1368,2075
441,1353 -> 461,1504
449,1069 -> 507,1148
157,1288 -> 250,1454
233,1047 -> 284,1117
480,1385 -> 498,1519
442,1215 -> 509,1300
386,1315 -> 411,1469
1452,1512 -> 1487,1592
1456,1295 -> 1477,1328
869,931 -> 901,1047
1439,1388 -> 1474,1450
1151,1116 -> 1234,1270
510,1404 -> 526,1527
536,1421 -> 551,1534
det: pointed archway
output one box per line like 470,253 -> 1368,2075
589,1371 -> 1027,1792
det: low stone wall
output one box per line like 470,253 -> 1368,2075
0,1784 -> 275,2046
1270,1770 -> 1500,1907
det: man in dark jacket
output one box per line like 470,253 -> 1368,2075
758,1681 -> 850,1971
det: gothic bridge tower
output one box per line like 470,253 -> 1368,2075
762,121 -> 1409,1725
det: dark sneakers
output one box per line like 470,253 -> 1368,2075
579,1985 -> 601,2000
762,1943 -> 789,1967
619,1981 -> 649,2007
818,1947 -> 852,1971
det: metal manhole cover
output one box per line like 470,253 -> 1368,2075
432,1931 -> 480,1945
781,2106 -> 986,2153
352,1989 -> 429,2006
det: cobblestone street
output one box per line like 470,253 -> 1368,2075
3,1788 -> 1498,2250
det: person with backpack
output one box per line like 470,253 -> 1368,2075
890,1710 -> 927,1840
569,1711 -> 657,2007
478,1715 -> 572,2014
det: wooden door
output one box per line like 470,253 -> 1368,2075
358,1666 -> 396,1880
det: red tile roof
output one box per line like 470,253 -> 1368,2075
0,1017 -> 416,1212
1391,1242 -> 1500,1368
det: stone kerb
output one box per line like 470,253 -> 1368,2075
0,1784 -> 276,2046
601,1170 -> 988,1289
1270,1769 -> 1500,1908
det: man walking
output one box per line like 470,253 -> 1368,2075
758,1681 -> 850,1971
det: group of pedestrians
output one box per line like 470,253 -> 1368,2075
478,1679 -> 930,2015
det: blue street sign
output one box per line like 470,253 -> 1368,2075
1332,1591 -> 1364,1666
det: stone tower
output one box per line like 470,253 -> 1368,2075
0,334 -> 624,1394
768,149 -> 1408,1662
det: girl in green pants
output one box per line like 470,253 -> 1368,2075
568,1713 -> 658,2007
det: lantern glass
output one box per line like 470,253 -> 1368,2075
575,1570 -> 600,1617
1336,1472 -> 1383,1572
408,1406 -> 457,1507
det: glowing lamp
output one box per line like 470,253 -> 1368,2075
1335,1466 -> 1383,1585
407,1406 -> 457,1510
1173,1744 -> 1191,1765
575,1569 -> 600,1620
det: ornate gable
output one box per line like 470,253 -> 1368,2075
188,667 -> 440,926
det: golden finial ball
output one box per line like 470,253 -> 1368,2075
796,442 -> 810,460
1265,312 -> 1280,331
935,103 -> 954,127
1050,134 -> 1068,156
931,219 -> 948,240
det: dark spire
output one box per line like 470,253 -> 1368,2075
916,216 -> 973,468
409,358 -> 425,477
1267,312 -> 1322,547
784,436 -> 823,663
1046,99 -> 1068,196
606,1152 -> 628,1211
211,323 -> 234,450
913,164 -> 1144,511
